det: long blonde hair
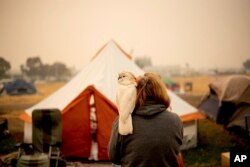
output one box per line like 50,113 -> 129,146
136,72 -> 170,109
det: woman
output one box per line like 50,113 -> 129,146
108,72 -> 183,167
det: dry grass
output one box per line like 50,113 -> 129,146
170,75 -> 229,96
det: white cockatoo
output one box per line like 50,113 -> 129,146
116,71 -> 137,135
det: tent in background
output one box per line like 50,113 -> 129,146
20,40 -> 203,160
163,77 -> 181,93
4,79 -> 36,95
199,75 -> 250,132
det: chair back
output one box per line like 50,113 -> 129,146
32,109 -> 62,153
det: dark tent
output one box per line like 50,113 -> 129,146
198,75 -> 250,131
4,79 -> 36,95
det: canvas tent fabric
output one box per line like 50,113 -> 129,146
227,103 -> 250,129
199,75 -> 250,129
209,75 -> 250,104
20,40 -> 203,160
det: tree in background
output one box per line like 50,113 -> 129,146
20,56 -> 43,81
50,62 -> 71,80
0,57 -> 11,79
21,56 -> 71,81
243,59 -> 250,71
41,64 -> 52,79
134,56 -> 152,69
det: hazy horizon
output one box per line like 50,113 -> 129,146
1,0 -> 249,72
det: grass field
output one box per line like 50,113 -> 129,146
0,75 -> 249,166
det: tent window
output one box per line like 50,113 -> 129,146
90,103 -> 97,142
89,95 -> 98,161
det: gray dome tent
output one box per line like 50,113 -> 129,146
199,75 -> 250,132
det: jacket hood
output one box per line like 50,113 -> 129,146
134,99 -> 167,116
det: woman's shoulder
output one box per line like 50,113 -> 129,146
163,110 -> 182,122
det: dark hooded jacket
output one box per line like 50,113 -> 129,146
108,100 -> 183,167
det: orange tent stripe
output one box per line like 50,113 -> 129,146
180,111 -> 205,122
62,89 -> 90,114
91,40 -> 132,61
92,87 -> 118,111
19,112 -> 32,123
62,85 -> 118,115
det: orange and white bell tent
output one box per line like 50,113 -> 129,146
20,41 -> 203,160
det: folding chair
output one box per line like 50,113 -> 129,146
16,109 -> 62,167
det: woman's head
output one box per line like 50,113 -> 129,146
136,72 -> 170,108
